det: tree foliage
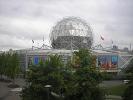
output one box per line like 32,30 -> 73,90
21,49 -> 105,100
21,55 -> 64,100
72,49 -> 96,69
0,53 -> 5,78
65,49 -> 104,100
0,52 -> 20,81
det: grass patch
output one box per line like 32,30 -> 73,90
107,84 -> 127,96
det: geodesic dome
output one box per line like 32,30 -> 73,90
50,17 -> 93,50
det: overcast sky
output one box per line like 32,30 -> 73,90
0,0 -> 133,50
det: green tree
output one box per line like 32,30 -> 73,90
73,49 -> 95,67
123,58 -> 133,100
5,53 -> 12,78
21,49 -> 105,100
65,49 -> 105,100
10,53 -> 20,83
21,55 -> 65,100
0,53 -> 3,79
0,52 -> 20,83
0,52 -> 7,79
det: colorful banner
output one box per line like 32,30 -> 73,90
27,55 -> 47,66
97,55 -> 118,70
34,56 -> 39,65
111,56 -> 118,68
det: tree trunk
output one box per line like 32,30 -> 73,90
0,74 -> 2,79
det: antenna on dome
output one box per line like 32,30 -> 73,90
40,35 -> 52,49
42,36 -> 45,49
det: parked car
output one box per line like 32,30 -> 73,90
123,80 -> 130,84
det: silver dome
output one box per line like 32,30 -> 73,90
50,17 -> 93,49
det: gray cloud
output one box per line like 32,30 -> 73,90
0,0 -> 133,50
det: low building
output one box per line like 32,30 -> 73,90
14,48 -> 133,74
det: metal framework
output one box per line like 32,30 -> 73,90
118,54 -> 133,72
50,17 -> 93,50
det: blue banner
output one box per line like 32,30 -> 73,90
34,56 -> 39,65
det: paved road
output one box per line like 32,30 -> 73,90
106,95 -> 122,100
0,79 -> 123,100
0,78 -> 25,100
99,80 -> 123,87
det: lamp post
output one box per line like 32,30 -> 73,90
45,85 -> 52,100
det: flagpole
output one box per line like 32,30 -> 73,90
100,35 -> 104,49
32,40 -> 34,50
111,40 -> 113,49
42,36 -> 44,49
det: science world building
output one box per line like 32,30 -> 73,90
50,17 -> 93,49
6,17 -> 133,74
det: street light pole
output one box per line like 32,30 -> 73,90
45,85 -> 52,100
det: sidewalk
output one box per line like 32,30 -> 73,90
106,95 -> 122,100
0,78 -> 25,100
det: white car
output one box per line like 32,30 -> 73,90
123,80 -> 130,84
